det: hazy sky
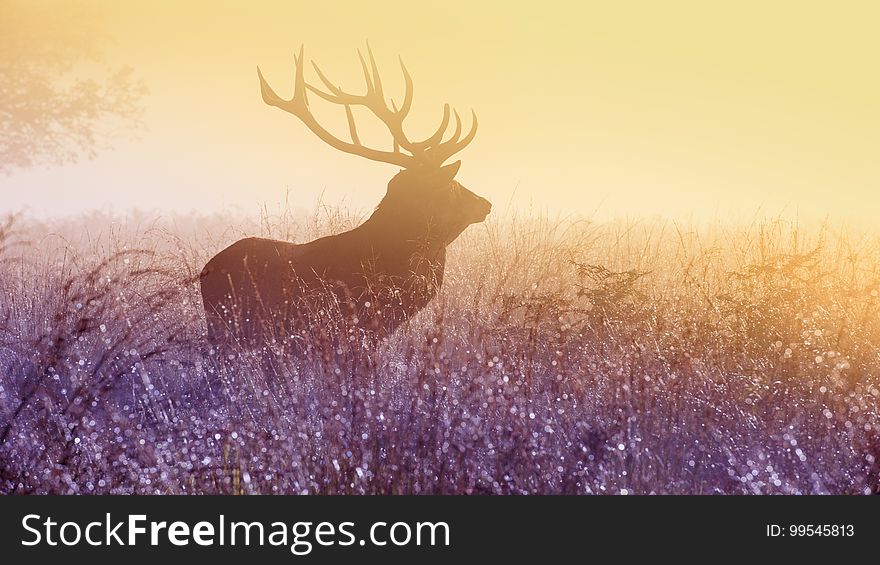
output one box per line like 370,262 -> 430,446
2,0 -> 878,223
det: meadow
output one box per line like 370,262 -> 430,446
0,207 -> 878,494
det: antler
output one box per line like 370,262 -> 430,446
257,44 -> 477,169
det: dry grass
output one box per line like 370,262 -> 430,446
0,208 -> 878,494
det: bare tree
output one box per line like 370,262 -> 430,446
0,1 -> 145,174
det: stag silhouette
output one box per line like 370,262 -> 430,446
200,46 -> 490,349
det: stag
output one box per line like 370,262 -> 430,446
200,46 -> 491,349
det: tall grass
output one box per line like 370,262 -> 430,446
0,209 -> 878,494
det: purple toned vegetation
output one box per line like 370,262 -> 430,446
1,211 -> 878,494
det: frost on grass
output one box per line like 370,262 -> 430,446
0,212 -> 878,494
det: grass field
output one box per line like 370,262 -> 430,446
1,208 -> 878,494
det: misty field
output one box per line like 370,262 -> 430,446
0,209 -> 878,494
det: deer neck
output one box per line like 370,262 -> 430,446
358,206 -> 447,268
353,207 -> 446,311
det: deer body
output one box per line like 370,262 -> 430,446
202,233 -> 443,344
200,46 -> 489,348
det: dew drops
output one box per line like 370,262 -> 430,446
1,208 -> 877,498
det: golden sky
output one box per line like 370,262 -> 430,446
2,0 -> 878,223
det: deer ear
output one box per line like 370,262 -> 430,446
432,160 -> 461,185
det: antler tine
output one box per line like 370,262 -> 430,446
390,99 -> 401,153
429,109 -> 478,165
293,45 -> 308,107
356,49 -> 375,96
344,104 -> 360,145
366,42 -> 384,102
447,109 -> 463,145
411,104 -> 451,149
310,61 -> 345,97
397,57 -> 414,118
257,45 -> 308,109
258,66 -> 285,107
